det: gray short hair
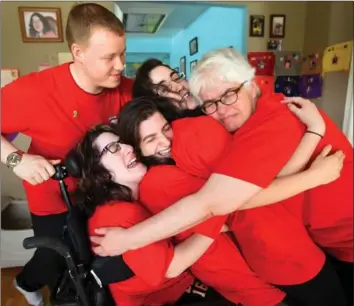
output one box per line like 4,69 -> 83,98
189,48 -> 256,103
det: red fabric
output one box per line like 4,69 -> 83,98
88,201 -> 193,306
213,90 -> 353,263
139,117 -> 286,305
213,91 -> 305,188
140,166 -> 226,241
254,75 -> 275,95
248,52 -> 275,76
1,63 -> 133,215
170,115 -> 326,285
303,111 -> 353,262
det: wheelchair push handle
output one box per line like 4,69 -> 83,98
52,164 -> 68,181
23,236 -> 71,257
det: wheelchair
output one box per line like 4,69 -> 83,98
22,155 -> 235,306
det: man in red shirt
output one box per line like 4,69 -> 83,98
1,3 -> 133,305
92,48 -> 353,303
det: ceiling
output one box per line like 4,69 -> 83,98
116,1 -> 209,38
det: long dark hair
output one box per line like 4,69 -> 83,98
29,12 -> 53,37
73,125 -> 133,217
133,59 -> 171,98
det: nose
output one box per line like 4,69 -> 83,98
114,56 -> 125,71
216,101 -> 229,116
159,134 -> 171,147
120,143 -> 133,155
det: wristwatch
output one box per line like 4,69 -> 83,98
6,150 -> 24,169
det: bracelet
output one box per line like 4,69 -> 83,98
306,130 -> 324,138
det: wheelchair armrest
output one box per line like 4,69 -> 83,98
23,236 -> 71,258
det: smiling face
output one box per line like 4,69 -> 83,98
149,65 -> 197,109
72,27 -> 126,91
94,132 -> 146,186
138,111 -> 173,158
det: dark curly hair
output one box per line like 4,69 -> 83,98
72,124 -> 133,217
132,59 -> 172,98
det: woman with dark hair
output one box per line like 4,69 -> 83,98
133,59 -> 199,110
73,124 -> 220,306
115,97 -> 346,306
28,12 -> 56,38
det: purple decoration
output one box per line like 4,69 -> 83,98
299,74 -> 323,99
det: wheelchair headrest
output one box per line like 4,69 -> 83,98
64,148 -> 83,178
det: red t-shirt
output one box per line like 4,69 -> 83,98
140,117 -> 231,240
88,201 -> 193,306
168,116 -> 325,285
1,63 -> 133,216
213,90 -> 353,263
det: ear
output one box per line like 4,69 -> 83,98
248,80 -> 259,99
71,43 -> 85,63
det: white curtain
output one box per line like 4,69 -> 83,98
342,51 -> 353,146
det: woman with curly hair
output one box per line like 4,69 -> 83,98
73,124 -> 223,306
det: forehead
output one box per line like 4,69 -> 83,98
87,27 -> 126,52
94,132 -> 119,150
199,81 -> 241,101
139,112 -> 167,135
149,66 -> 174,84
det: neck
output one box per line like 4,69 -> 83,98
128,183 -> 139,201
69,62 -> 103,94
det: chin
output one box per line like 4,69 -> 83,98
102,79 -> 121,89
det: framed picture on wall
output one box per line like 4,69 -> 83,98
180,56 -> 186,76
189,37 -> 198,56
190,60 -> 198,72
249,15 -> 265,37
18,7 -> 63,42
269,14 -> 286,38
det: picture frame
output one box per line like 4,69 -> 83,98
269,14 -> 286,38
180,56 -> 186,76
249,15 -> 265,37
18,7 -> 63,42
190,60 -> 198,72
189,37 -> 198,56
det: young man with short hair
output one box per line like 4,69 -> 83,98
1,3 -> 133,305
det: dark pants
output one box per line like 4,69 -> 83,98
275,256 -> 347,306
328,254 -> 354,306
16,212 -> 68,292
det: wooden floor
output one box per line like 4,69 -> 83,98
1,267 -> 50,306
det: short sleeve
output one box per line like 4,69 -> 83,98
1,73 -> 38,134
140,166 -> 227,240
89,202 -> 174,287
213,93 -> 305,188
172,116 -> 232,178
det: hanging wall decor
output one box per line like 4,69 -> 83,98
254,75 -> 275,94
299,74 -> 323,99
247,52 -> 275,76
274,51 -> 302,76
322,41 -> 353,76
274,75 -> 300,97
301,52 -> 323,75
18,7 -> 63,42
269,14 -> 286,38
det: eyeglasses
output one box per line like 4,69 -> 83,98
201,82 -> 246,115
154,72 -> 186,96
99,141 -> 121,157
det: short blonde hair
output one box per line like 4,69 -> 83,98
66,3 -> 125,49
189,48 -> 256,101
